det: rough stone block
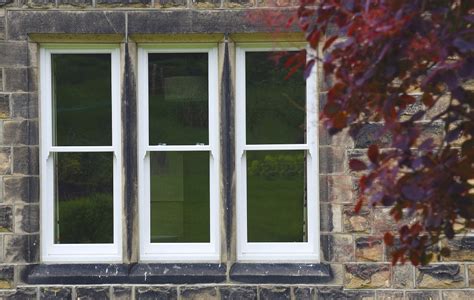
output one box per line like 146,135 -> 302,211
226,0 -> 254,8
469,265 -> 474,287
11,93 -> 38,119
156,0 -> 186,7
259,287 -> 290,300
58,0 -> 93,6
0,94 -> 9,119
4,234 -> 39,263
28,0 -> 56,7
0,266 -> 14,289
258,0 -> 297,7
320,234 -> 354,262
441,291 -> 474,300
112,287 -> 131,300
442,237 -> 474,261
180,287 -> 218,300
355,236 -> 383,262
220,286 -> 257,300
96,0 -> 150,6
0,147 -> 11,174
7,11 -> 126,40
0,42 -> 28,67
319,146 -> 346,174
1,288 -> 37,299
354,123 -> 391,149
406,291 -> 440,300
15,204 -> 39,233
416,264 -> 465,288
373,208 -> 398,233
320,175 -> 353,203
0,206 -> 12,232
343,206 -> 371,233
0,70 -> 3,92
194,0 -> 221,9
76,287 -> 110,300
4,176 -> 39,203
344,264 -> 391,289
0,15 -> 5,40
376,291 -> 404,300
293,287 -> 314,300
320,203 -> 342,232
12,146 -> 39,175
136,287 -> 177,300
3,120 -> 38,145
3,68 -> 37,93
316,287 -> 375,300
392,264 -> 414,289
40,287 -> 72,300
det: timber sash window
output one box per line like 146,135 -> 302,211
40,45 -> 122,262
236,44 -> 319,261
138,44 -> 220,261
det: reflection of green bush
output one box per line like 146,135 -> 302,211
57,193 -> 113,244
248,154 -> 304,178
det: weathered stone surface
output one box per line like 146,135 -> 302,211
441,290 -> 474,300
4,176 -> 39,203
40,287 -> 72,300
392,264 -> 414,289
181,286 -> 218,300
320,175 -> 353,203
12,147 -> 39,175
1,288 -> 37,299
11,93 -> 38,119
259,287 -> 290,300
320,203 -> 342,232
344,206 -> 371,233
376,291 -> 404,300
0,70 -> 3,92
0,43 -> 28,67
15,204 -> 39,233
96,0 -> 150,6
127,10 -> 296,35
354,123 -> 391,148
4,234 -> 39,263
0,147 -> 11,174
416,264 -> 465,288
0,206 -> 12,232
76,287 -> 110,300
344,264 -> 391,289
194,0 -> 221,9
406,291 -> 440,300
0,15 -> 4,40
316,287 -> 375,300
293,287 -> 314,300
136,287 -> 177,300
129,263 -> 226,284
373,208 -> 398,233
258,0 -> 296,7
112,287 -> 131,300
3,120 -> 38,145
319,146 -> 346,174
156,0 -> 186,7
442,237 -> 474,261
7,10 -> 126,40
321,234 -> 354,262
227,0 -> 254,8
355,236 -> 383,262
58,0 -> 93,6
28,0 -> 56,7
3,68 -> 37,93
220,286 -> 257,300
0,266 -> 14,289
0,94 -> 9,119
26,264 -> 128,284
469,265 -> 474,287
0,0 -> 13,7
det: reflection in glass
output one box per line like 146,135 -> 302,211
246,52 -> 306,144
52,54 -> 112,146
149,53 -> 209,145
54,152 -> 113,244
247,150 -> 306,242
150,152 -> 210,243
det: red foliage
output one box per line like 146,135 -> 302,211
289,0 -> 474,265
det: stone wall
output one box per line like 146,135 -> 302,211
0,1 -> 473,299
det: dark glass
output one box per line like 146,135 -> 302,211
150,151 -> 210,243
52,54 -> 112,146
247,150 -> 306,242
246,52 -> 306,144
149,53 -> 209,145
54,152 -> 114,244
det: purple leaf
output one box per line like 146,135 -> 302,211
453,37 -> 474,53
401,184 -> 425,201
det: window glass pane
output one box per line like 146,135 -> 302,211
246,51 -> 306,144
54,152 -> 114,244
150,151 -> 210,243
247,150 -> 306,242
52,54 -> 112,146
149,53 -> 209,145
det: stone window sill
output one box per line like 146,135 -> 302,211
25,263 -> 333,285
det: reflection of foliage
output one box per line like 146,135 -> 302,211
248,154 -> 304,179
57,153 -> 113,200
57,193 -> 113,244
